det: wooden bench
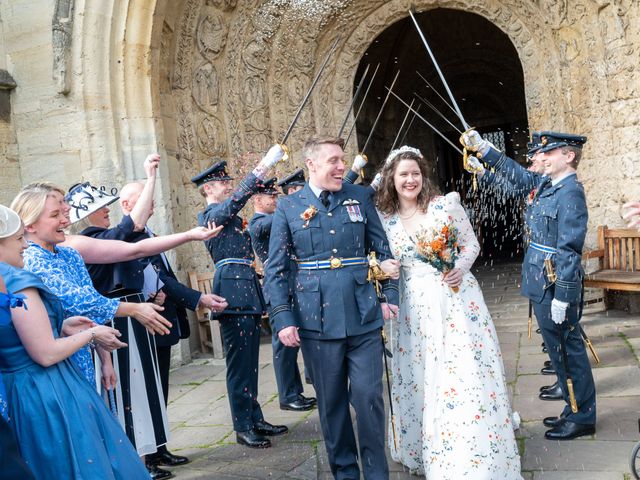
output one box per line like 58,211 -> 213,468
188,271 -> 224,358
583,226 -> 640,292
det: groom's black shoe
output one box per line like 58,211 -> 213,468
544,421 -> 595,440
544,360 -> 552,367
543,416 -> 564,428
539,383 -> 563,401
236,429 -> 271,448
147,449 -> 190,467
254,420 -> 288,436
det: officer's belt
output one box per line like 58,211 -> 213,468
297,257 -> 367,270
529,242 -> 557,255
215,258 -> 254,269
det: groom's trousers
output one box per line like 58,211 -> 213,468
300,328 -> 388,480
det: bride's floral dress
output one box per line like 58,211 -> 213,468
379,192 -> 522,479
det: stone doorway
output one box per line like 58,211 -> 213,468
352,8 -> 529,260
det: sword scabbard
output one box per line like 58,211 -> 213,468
586,338 -> 601,364
527,316 -> 532,340
566,378 -> 578,413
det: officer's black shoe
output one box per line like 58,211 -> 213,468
539,383 -> 563,401
540,366 -> 556,375
280,398 -> 315,411
536,328 -> 542,334
236,429 -> 271,448
253,420 -> 288,436
544,360 -> 552,367
543,416 -> 564,428
146,448 -> 190,467
146,463 -> 174,480
544,421 -> 595,440
539,381 -> 559,392
542,345 -> 548,353
299,394 -> 317,406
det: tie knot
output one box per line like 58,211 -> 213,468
320,190 -> 331,208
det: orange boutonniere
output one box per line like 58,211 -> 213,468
300,205 -> 318,228
241,218 -> 248,231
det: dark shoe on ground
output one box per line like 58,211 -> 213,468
147,449 -> 190,467
542,345 -> 548,353
539,383 -> 563,401
544,421 -> 595,440
541,366 -> 556,375
540,381 -> 559,392
543,416 -> 564,428
299,394 -> 317,406
544,360 -> 552,367
280,397 -> 315,412
236,429 -> 271,448
146,463 -> 174,480
254,420 -> 288,436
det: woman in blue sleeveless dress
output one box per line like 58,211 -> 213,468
0,204 -> 150,479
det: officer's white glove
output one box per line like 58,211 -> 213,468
460,130 -> 492,156
370,172 -> 383,191
351,154 -> 368,172
260,144 -> 286,169
551,299 -> 569,324
465,155 -> 485,176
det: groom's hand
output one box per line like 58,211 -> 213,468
381,303 -> 399,321
278,326 -> 300,347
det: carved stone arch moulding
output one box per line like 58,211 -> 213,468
322,0 -> 565,136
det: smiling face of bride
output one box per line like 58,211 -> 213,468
393,159 -> 423,204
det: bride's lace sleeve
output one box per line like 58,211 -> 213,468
446,192 -> 480,274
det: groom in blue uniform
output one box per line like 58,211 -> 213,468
265,136 -> 399,479
462,130 -> 596,440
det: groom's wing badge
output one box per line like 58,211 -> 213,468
341,199 -> 360,205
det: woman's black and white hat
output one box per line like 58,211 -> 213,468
0,204 -> 21,239
64,182 -> 119,225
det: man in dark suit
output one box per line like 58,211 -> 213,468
462,130 -> 596,440
249,177 -> 316,412
116,180 -> 228,467
265,136 -> 399,479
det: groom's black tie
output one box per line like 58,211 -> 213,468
320,190 -> 331,208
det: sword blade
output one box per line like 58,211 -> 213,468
413,92 -> 462,134
416,70 -> 460,120
390,98 -> 416,151
408,9 -> 470,130
337,64 -> 370,138
280,36 -> 341,145
398,104 -> 421,146
386,88 -> 463,155
344,63 -> 381,147
361,70 -> 401,154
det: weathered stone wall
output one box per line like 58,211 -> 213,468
1,0 -> 639,359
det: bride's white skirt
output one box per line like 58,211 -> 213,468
388,267 -> 522,479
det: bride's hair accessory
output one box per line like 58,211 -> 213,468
384,145 -> 424,167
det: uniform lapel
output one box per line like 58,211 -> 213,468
328,188 -> 345,212
298,183 -> 324,212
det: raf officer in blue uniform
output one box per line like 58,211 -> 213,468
192,145 -> 288,449
462,130 -> 596,440
265,136 -> 399,479
249,177 -> 317,412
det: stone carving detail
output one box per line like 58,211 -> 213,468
242,40 -> 268,72
197,13 -> 228,60
173,0 -> 201,90
52,0 -> 75,95
206,0 -> 237,11
192,62 -> 220,113
197,115 -> 226,157
177,104 -> 196,167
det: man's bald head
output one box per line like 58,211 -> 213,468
119,181 -> 146,215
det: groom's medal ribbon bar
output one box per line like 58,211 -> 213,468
297,257 -> 368,270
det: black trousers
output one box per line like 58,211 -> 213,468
0,415 -> 34,479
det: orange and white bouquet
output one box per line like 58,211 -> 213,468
414,222 -> 461,292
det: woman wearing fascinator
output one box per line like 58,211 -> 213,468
375,146 -> 522,479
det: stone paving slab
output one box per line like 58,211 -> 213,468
164,262 -> 640,478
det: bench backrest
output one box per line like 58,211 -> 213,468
598,226 -> 640,271
188,271 -> 214,318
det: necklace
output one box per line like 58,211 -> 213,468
398,206 -> 418,219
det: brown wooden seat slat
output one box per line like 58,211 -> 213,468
188,271 -> 224,358
583,226 -> 640,294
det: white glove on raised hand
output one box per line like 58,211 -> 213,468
460,130 -> 492,156
261,144 -> 286,169
465,155 -> 485,175
370,172 -> 383,191
551,298 -> 569,324
352,154 -> 368,172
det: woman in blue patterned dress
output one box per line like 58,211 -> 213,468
0,204 -> 150,479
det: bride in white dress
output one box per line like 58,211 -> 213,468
375,146 -> 522,479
